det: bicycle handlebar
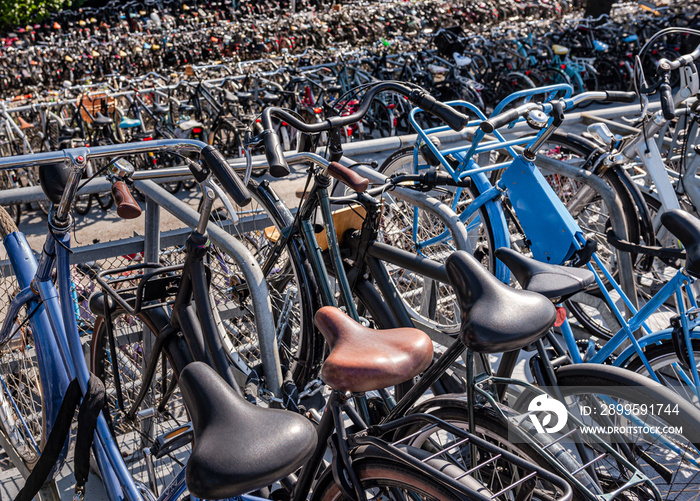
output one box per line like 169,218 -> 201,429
260,82 -> 469,177
480,90 -> 637,133
658,42 -> 700,72
0,139 -> 251,217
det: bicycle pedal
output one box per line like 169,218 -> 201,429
151,422 -> 193,459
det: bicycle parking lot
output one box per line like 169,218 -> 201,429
2,0 -> 700,500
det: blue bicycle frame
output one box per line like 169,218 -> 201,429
404,84 -> 700,397
1,214 -> 283,501
1,227 -> 143,500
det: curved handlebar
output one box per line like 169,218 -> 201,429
479,90 -> 638,133
0,138 -> 251,212
658,42 -> 700,72
259,82 -> 469,176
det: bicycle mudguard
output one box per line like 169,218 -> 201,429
500,157 -> 581,265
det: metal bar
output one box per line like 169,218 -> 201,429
570,452 -> 608,475
133,179 -> 283,397
456,454 -> 501,479
144,199 -> 161,264
352,164 -> 470,251
489,471 -> 538,499
421,437 -> 470,463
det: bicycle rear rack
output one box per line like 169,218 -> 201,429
355,413 -> 573,501
94,262 -> 183,315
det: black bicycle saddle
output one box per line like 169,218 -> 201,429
93,112 -> 113,126
180,362 -> 317,499
495,247 -> 595,302
660,209 -> 700,277
446,251 -> 556,353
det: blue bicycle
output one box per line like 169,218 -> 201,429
375,76 -> 700,405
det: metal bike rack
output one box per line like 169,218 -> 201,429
0,103 -> 651,402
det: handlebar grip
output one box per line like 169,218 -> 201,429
200,145 -> 251,207
408,90 -> 469,131
327,162 -> 369,193
111,181 -> 142,219
659,82 -> 676,120
262,130 -> 290,178
480,108 -> 522,134
659,83 -> 675,120
603,91 -> 637,103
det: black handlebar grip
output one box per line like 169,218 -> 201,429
200,145 -> 252,207
262,130 -> 290,178
480,108 -> 522,134
409,90 -> 469,131
659,83 -> 675,120
603,91 -> 637,103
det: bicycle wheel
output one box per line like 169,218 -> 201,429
312,450 -> 479,501
594,58 -> 624,92
209,120 -> 242,159
91,305 -> 190,494
621,337 -> 700,406
0,206 -> 59,500
208,179 -> 324,392
377,146 -> 496,336
401,398 -> 599,500
551,363 -> 700,500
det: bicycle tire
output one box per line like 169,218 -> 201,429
620,338 -> 700,406
0,205 -> 60,500
225,179 -> 324,390
209,120 -> 242,159
91,303 -> 191,494
550,363 -> 700,499
377,146 -> 496,336
402,396 -> 600,500
311,446 -> 482,501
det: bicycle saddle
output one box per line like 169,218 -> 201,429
660,209 -> 700,277
235,91 -> 252,101
59,126 -> 80,136
223,89 -> 238,103
93,112 -> 113,126
118,117 -> 142,129
17,116 -> 34,129
261,92 -> 280,103
327,85 -> 343,94
446,251 -> 556,353
180,362 -> 317,499
494,247 -> 595,302
551,44 -> 569,56
314,306 -> 433,393
151,102 -> 169,115
178,102 -> 195,113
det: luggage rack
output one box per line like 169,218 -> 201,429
357,413 -> 574,501
94,262 -> 184,315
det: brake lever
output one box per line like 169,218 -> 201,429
202,177 -> 239,225
243,130 -> 264,186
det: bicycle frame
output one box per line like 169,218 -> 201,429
403,86 -> 700,396
0,138 -> 256,501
